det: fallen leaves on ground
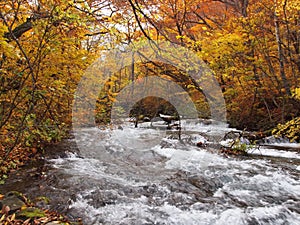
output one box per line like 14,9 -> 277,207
0,206 -> 83,225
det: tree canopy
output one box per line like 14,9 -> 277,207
0,0 -> 299,167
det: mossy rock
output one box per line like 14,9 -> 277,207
17,207 -> 46,218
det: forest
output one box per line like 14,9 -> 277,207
0,0 -> 299,222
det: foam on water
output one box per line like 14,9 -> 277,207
152,146 -> 225,172
270,142 -> 300,148
69,194 -> 300,225
248,147 -> 300,159
49,155 -> 147,187
49,120 -> 300,224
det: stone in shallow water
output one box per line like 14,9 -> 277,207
0,191 -> 25,213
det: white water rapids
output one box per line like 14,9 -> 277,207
2,120 -> 299,225
43,120 -> 300,224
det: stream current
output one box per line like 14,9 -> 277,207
2,120 -> 300,224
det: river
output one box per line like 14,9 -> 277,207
1,119 -> 300,224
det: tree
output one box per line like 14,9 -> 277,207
0,0 -> 110,157
122,0 -> 300,130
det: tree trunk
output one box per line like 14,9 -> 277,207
274,12 -> 291,96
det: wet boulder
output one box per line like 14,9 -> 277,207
0,191 -> 26,214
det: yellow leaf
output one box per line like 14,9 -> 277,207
176,35 -> 185,39
23,218 -> 31,225
11,214 -> 15,221
0,214 -> 5,222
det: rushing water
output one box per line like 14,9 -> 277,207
2,120 -> 300,224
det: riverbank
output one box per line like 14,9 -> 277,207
0,139 -> 81,224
